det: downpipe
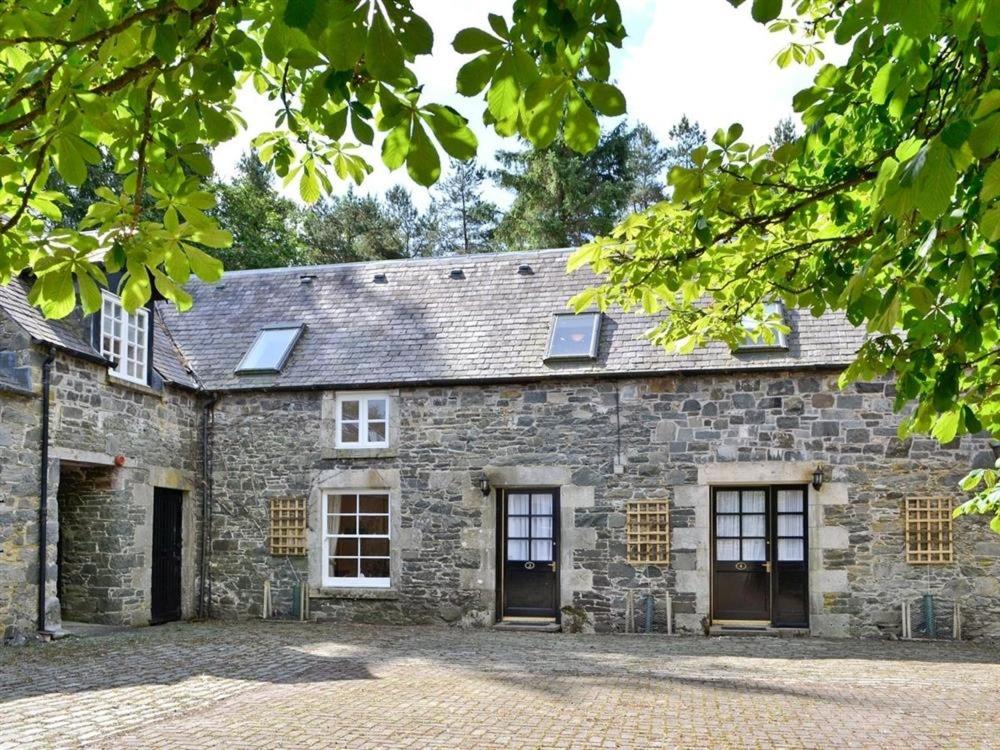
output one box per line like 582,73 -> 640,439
37,347 -> 55,633
197,393 -> 218,618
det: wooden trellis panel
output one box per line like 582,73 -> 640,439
269,498 -> 307,556
626,500 -> 670,566
904,496 -> 953,565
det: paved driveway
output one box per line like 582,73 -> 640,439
0,622 -> 997,749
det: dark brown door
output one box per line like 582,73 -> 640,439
151,488 -> 183,624
499,489 -> 559,619
712,485 -> 809,626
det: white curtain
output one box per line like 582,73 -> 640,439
743,514 -> 766,537
716,539 -> 740,561
531,494 -> 553,515
531,540 -> 552,561
716,515 -> 740,537
742,490 -> 766,513
508,540 -> 529,561
779,539 -> 804,561
716,491 -> 739,513
508,517 -> 529,537
508,493 -> 530,515
778,515 -> 803,537
777,490 -> 804,513
531,516 -> 552,539
742,539 -> 766,561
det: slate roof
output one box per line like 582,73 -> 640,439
0,276 -> 199,390
157,248 -> 865,392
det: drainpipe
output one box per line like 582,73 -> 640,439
37,346 -> 56,633
197,393 -> 218,618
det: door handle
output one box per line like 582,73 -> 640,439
764,561 -> 772,573
549,561 -> 558,571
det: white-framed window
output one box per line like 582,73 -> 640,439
739,301 -> 789,351
545,312 -> 602,360
235,324 -> 303,373
335,392 -> 390,449
100,290 -> 149,385
322,491 -> 390,588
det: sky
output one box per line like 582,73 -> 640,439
212,0 -> 841,208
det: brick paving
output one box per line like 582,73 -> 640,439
1,622 -> 997,749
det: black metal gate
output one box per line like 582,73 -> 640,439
151,488 -> 183,624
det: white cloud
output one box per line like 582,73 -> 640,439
211,0 -> 843,205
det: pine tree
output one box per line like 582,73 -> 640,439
663,115 -> 707,171
769,116 -> 800,148
626,123 -> 669,212
431,160 -> 500,254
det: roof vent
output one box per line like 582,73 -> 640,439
299,274 -> 317,285
449,268 -> 465,279
373,272 -> 388,284
517,264 -> 534,275
215,283 -> 226,291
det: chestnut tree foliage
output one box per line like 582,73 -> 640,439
569,0 -> 1000,529
0,0 -> 625,316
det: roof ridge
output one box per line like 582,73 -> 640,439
214,246 -> 576,280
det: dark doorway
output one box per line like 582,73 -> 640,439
711,485 -> 808,627
497,488 -> 560,620
151,488 -> 183,624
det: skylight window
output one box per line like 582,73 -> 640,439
236,324 -> 303,373
546,312 -> 602,360
739,302 -> 789,351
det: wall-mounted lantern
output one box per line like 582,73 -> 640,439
812,464 -> 824,491
478,473 -> 490,496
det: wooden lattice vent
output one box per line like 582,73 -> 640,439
626,499 -> 670,566
904,496 -> 954,565
269,498 -> 307,556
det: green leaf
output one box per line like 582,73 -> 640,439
405,121 -> 440,186
299,166 -> 320,203
424,105 -> 477,160
284,0 -> 316,29
524,77 -> 567,148
911,140 -> 957,221
453,28 -> 503,54
76,273 -> 102,315
486,56 -> 519,122
751,0 -> 781,24
870,62 -> 898,106
969,114 -> 1000,158
982,161 -> 1000,203
153,25 -> 178,63
931,408 -> 961,443
184,244 -> 224,282
564,89 -> 599,153
381,121 -> 411,169
53,135 -> 87,187
365,9 -> 405,81
581,81 -> 626,117
980,206 -> 1000,242
456,52 -> 500,96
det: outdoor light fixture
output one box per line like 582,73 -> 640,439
478,473 -> 490,495
812,465 -> 824,491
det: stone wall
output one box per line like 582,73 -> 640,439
207,371 -> 1000,638
0,308 -> 201,638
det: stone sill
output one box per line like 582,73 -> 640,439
309,587 -> 399,601
106,373 -> 164,398
321,448 -> 398,460
0,379 -> 35,398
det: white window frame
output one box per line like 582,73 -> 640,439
322,490 -> 391,588
235,323 -> 304,374
335,392 -> 391,449
99,290 -> 149,385
739,301 -> 789,351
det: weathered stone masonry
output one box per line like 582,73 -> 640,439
206,370 -> 999,638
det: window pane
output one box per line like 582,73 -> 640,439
531,494 -> 553,515
360,538 -> 390,557
332,515 -> 357,535
508,517 -> 529,538
367,398 -> 387,420
341,400 -> 360,420
742,491 -> 766,513
360,558 -> 390,578
358,494 -> 388,514
716,539 -> 740,561
743,514 -> 766,537
531,516 -> 552,540
332,558 -> 358,578
778,539 -> 804,561
548,313 -> 600,358
329,495 -> 356,514
531,539 -> 552,561
238,327 -> 301,371
340,422 -> 359,443
507,539 -> 529,561
507,493 -> 530,515
742,539 -> 766,561
778,515 -> 803,537
777,490 -> 803,513
716,515 -> 740,537
358,515 -> 388,535
716,491 -> 739,514
332,537 -> 358,557
367,421 -> 386,444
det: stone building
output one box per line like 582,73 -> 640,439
2,248 -> 998,640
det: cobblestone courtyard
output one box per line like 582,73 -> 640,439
1,622 -> 997,749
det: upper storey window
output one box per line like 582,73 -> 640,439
236,324 -> 303,373
100,291 -> 149,385
335,392 -> 390,449
546,312 -> 602,360
739,302 -> 789,351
